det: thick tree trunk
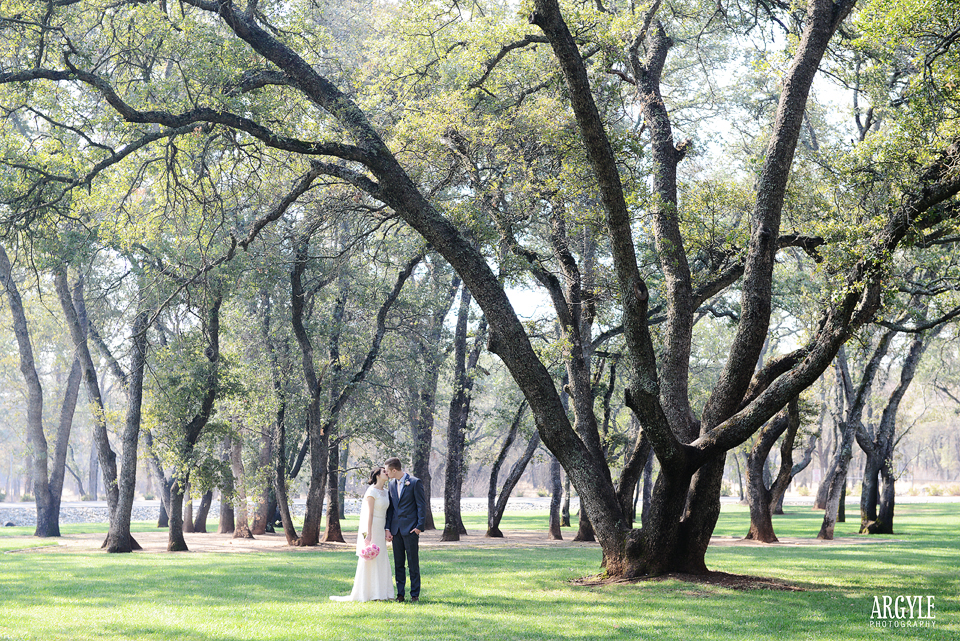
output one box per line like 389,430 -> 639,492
168,480 -> 188,551
218,492 -> 236,535
573,508 -> 596,542
298,423 -> 328,546
875,465 -> 896,534
206,0 -> 939,579
860,451 -> 882,530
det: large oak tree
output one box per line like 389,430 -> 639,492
2,0 -> 959,576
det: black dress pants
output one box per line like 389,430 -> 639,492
392,531 -> 420,598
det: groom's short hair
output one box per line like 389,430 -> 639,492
385,457 -> 402,471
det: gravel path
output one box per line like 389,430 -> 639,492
0,497 -> 576,528
5,494 -> 955,528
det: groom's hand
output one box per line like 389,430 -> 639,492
385,529 -> 393,542
411,528 -> 421,535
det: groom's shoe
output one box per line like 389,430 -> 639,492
396,595 -> 405,603
411,597 -> 419,603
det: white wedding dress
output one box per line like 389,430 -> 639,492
330,485 -> 394,602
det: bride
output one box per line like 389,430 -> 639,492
330,467 -> 395,602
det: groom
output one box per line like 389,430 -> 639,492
384,457 -> 426,603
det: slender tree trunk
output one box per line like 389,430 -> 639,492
860,327 -> 936,533
548,455 -> 563,540
193,491 -> 213,533
561,476 -> 571,527
814,453 -> 837,510
183,483 -> 195,534
640,447 -> 654,528
104,298 -> 148,553
771,432 -> 817,515
87,439 -> 99,501
0,244 -> 56,536
486,429 -> 541,537
486,402 -> 526,537
50,359 -> 82,532
442,287 -> 484,541
290,236 -> 328,547
338,444 -> 348,520
217,438 -> 235,533
66,444 -> 86,498
53,267 -> 121,532
320,285 -> 348,544
251,424 -> 274,535
616,427 -> 651,528
744,399 -> 799,542
144,431 -> 171,528
744,411 -> 790,542
321,441 -> 345,542
818,421 -> 857,539
260,290 -> 298,544
230,434 -> 254,539
274,400 -> 298,544
412,271 -> 460,531
167,292 -> 224,551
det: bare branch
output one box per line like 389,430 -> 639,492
469,34 -> 549,89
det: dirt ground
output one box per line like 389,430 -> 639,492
3,528 -> 890,555
5,528 -> 891,591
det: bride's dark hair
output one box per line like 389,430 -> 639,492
367,467 -> 384,485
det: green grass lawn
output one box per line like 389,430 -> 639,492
0,503 -> 957,640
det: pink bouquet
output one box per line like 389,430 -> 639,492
359,543 -> 380,560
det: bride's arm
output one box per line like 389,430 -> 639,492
363,495 -> 375,545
